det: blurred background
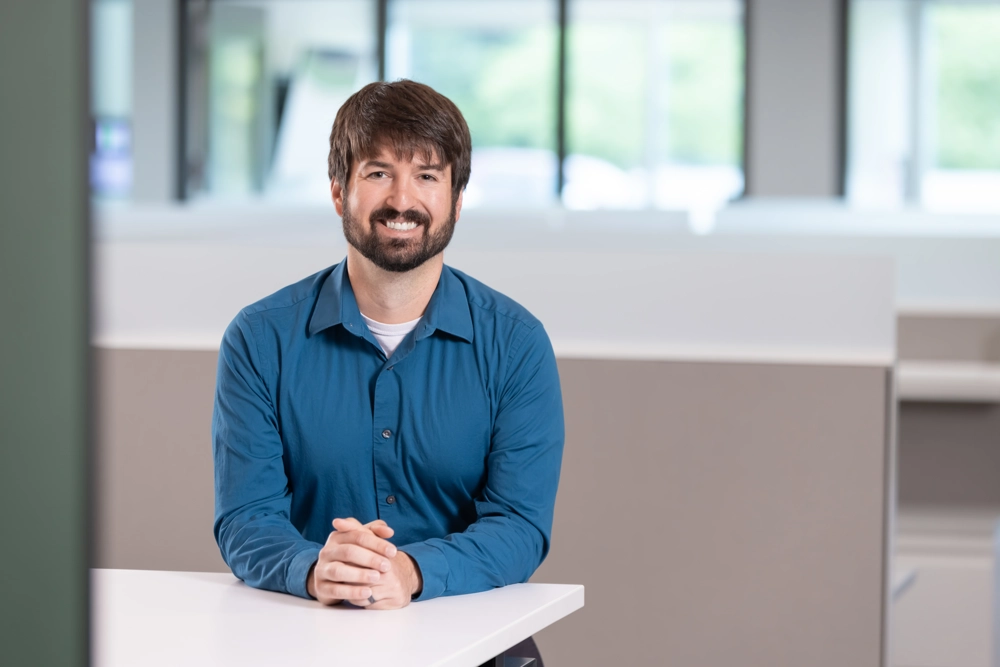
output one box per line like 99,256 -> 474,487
3,1 -> 999,666
91,0 -> 1000,213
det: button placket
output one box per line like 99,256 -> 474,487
372,359 -> 401,515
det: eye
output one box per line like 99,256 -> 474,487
367,171 -> 387,179
419,173 -> 438,181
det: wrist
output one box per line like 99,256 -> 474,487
398,551 -> 423,597
306,561 -> 317,599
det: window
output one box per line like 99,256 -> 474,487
183,0 -> 378,202
387,0 -> 559,208
90,0 -> 133,199
175,0 -> 746,210
847,0 -> 1000,212
566,0 -> 744,210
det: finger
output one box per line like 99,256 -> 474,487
319,535 -> 392,569
352,530 -> 397,558
333,518 -> 394,540
330,543 -> 393,572
332,517 -> 365,531
315,557 -> 381,585
368,523 -> 395,539
331,526 -> 397,559
325,561 -> 383,585
317,582 -> 372,603
331,517 -> 395,544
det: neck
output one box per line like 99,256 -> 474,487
345,247 -> 443,324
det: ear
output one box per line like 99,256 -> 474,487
453,189 -> 464,222
330,180 -> 345,217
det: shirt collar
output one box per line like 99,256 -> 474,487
308,260 -> 473,344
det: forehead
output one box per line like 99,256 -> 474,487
355,141 -> 443,170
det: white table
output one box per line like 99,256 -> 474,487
91,569 -> 584,667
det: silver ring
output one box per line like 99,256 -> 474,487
368,595 -> 376,604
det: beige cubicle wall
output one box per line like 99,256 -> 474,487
531,358 -> 891,666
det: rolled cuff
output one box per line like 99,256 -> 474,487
287,545 -> 323,599
400,541 -> 449,601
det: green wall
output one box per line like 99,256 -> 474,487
0,3 -> 91,666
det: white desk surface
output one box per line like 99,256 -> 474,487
91,569 -> 584,667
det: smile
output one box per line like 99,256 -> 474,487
382,220 -> 419,231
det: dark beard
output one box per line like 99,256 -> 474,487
342,200 -> 457,273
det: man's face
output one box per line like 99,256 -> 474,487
332,145 -> 463,273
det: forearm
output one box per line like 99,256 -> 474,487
401,513 -> 546,600
214,314 -> 323,598
217,512 -> 323,598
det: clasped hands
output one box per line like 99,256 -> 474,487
307,517 -> 422,609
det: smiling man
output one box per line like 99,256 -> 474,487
212,81 -> 564,658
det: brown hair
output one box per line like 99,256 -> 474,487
327,79 -> 472,201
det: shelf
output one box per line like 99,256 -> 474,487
897,361 -> 1000,403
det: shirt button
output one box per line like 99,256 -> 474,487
386,495 -> 396,505
381,429 -> 391,439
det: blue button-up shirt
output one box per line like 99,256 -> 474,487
212,260 -> 564,601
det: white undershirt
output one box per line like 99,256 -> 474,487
360,313 -> 422,358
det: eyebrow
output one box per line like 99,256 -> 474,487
361,160 -> 445,172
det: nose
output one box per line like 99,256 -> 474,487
385,174 -> 415,212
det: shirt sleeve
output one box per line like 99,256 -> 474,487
400,322 -> 565,600
212,312 -> 322,599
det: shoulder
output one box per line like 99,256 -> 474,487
446,265 -> 543,333
240,266 -> 333,320
223,265 -> 335,346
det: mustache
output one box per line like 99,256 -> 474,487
369,206 -> 431,227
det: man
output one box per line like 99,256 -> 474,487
212,80 -> 564,655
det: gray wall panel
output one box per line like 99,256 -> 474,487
746,0 -> 844,196
95,349 -> 227,572
898,314 -> 1000,363
533,359 -> 889,667
897,402 -> 1000,510
131,0 -> 179,202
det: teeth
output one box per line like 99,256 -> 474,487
385,220 -> 418,231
